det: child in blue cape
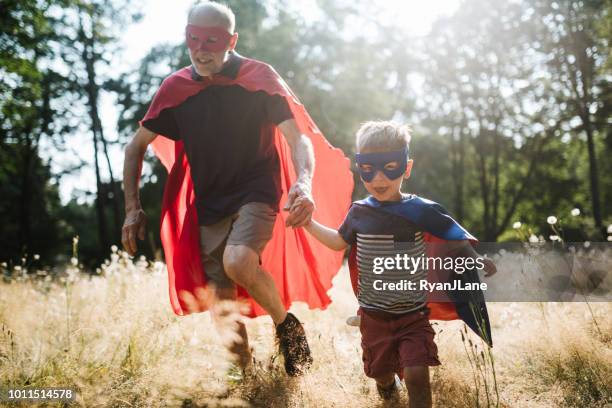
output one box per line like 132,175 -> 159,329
297,121 -> 497,406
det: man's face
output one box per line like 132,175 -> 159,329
186,24 -> 238,77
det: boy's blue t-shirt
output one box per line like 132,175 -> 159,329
339,198 -> 428,314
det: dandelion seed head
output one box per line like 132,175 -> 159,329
513,221 -> 522,229
570,208 -> 580,216
549,235 -> 560,241
111,245 -> 118,253
70,257 -> 78,266
607,224 -> 612,234
547,216 -> 557,225
607,236 -> 612,242
529,234 -> 539,243
33,254 -> 40,260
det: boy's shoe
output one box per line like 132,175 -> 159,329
376,375 -> 401,400
346,315 -> 361,327
275,312 -> 313,376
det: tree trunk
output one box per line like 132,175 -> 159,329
79,13 -> 109,251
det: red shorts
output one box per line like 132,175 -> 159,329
359,306 -> 441,379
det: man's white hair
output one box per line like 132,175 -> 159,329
188,1 -> 236,32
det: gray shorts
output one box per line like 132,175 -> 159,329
200,202 -> 278,289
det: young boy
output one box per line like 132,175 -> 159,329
299,121 -> 496,407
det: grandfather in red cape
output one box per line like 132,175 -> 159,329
120,1 -> 354,376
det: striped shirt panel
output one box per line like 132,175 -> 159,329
356,232 -> 427,313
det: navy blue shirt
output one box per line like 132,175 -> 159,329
143,52 -> 294,225
339,198 -> 428,313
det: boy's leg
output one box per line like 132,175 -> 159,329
403,366 -> 432,408
395,308 -> 440,408
374,372 -> 400,400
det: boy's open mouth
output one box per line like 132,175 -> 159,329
373,187 -> 388,194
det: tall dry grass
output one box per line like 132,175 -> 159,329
0,248 -> 610,407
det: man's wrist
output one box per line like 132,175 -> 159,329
125,202 -> 142,213
295,176 -> 312,191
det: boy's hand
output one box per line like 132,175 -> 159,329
482,257 -> 497,277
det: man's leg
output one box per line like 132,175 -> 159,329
223,202 -> 312,376
403,366 -> 432,408
223,244 -> 312,376
212,286 -> 252,369
223,244 -> 286,324
200,222 -> 251,369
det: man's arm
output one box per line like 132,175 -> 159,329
122,126 -> 157,255
277,118 -> 315,228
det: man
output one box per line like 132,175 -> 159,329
121,2 -> 353,376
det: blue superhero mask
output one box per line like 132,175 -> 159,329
355,147 -> 409,182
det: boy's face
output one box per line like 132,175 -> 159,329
356,148 -> 413,202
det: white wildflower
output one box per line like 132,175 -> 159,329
547,216 -> 557,225
111,245 -> 118,253
584,241 -> 591,248
607,224 -> 612,234
528,234 -> 539,243
570,208 -> 580,216
549,235 -> 560,241
33,254 -> 40,260
607,236 -> 612,242
14,265 -> 22,271
70,257 -> 78,266
513,221 -> 522,229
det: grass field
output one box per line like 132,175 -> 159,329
0,250 -> 610,407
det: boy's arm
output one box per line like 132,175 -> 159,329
304,220 -> 349,251
445,240 -> 497,277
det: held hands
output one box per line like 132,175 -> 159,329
283,180 -> 315,228
121,208 -> 146,256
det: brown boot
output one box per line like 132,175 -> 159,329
275,313 -> 313,376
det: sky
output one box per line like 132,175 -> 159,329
56,0 -> 460,204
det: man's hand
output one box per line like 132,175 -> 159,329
284,182 -> 315,228
121,208 -> 147,256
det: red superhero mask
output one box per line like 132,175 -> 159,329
185,24 -> 232,53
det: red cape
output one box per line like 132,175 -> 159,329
141,56 -> 354,317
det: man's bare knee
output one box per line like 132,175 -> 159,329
223,245 -> 259,287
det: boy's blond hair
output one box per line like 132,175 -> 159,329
355,121 -> 412,153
